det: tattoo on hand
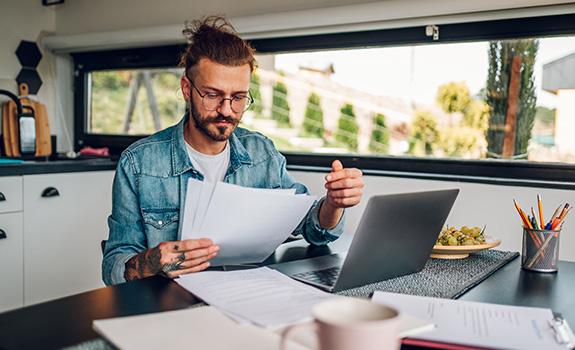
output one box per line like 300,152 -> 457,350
177,252 -> 185,261
124,246 -> 163,282
161,262 -> 184,274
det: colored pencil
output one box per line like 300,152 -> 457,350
537,194 -> 544,231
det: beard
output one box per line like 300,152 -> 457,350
189,101 -> 241,142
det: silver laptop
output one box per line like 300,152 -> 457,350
269,189 -> 459,293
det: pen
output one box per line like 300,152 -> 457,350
553,207 -> 573,230
549,204 -> 563,227
558,203 -> 570,221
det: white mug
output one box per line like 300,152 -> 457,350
281,297 -> 401,350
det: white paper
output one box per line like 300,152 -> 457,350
181,179 -> 316,265
93,306 -> 312,350
176,267 -> 335,328
372,291 -> 565,350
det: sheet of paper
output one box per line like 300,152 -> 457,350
181,179 -> 316,265
176,267 -> 334,328
372,291 -> 565,350
93,306 -> 312,350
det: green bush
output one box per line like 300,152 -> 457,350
303,92 -> 325,137
369,113 -> 389,154
335,103 -> 359,151
408,110 -> 438,156
272,81 -> 290,126
250,73 -> 264,115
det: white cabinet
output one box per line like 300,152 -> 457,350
0,177 -> 24,313
0,171 -> 114,311
22,171 -> 114,306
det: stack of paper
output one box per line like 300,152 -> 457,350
181,179 -> 316,266
176,267 -> 334,328
93,306 -> 312,350
372,291 -> 568,350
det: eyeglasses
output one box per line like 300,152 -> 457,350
188,78 -> 253,113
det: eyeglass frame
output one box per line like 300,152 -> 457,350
187,77 -> 254,113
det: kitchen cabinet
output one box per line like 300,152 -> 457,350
23,171 -> 114,306
0,170 -> 114,311
0,177 -> 24,313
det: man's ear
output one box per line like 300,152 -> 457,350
181,76 -> 191,101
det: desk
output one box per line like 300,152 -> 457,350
1,234 -> 573,350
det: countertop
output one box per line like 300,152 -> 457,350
0,156 -> 117,176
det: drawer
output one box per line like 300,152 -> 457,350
0,176 -> 23,214
0,212 -> 24,312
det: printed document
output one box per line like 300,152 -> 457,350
93,306 -> 312,350
176,267 -> 334,328
181,179 -> 316,266
372,291 -> 566,350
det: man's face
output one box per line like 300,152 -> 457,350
184,58 -> 252,143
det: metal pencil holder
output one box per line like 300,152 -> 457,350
521,227 -> 560,273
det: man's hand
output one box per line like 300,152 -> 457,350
124,239 -> 219,282
319,160 -> 364,229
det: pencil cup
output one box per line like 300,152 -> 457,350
521,227 -> 560,273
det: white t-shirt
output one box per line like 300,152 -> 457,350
185,141 -> 230,183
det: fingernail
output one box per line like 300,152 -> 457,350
326,175 -> 332,181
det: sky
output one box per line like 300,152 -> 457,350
274,36 -> 575,110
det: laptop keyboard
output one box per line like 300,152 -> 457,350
293,266 -> 341,286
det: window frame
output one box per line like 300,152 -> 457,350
72,13 -> 575,189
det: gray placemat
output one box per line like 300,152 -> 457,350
336,249 -> 519,299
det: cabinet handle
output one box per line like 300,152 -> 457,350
0,192 -> 5,201
0,229 -> 6,240
41,187 -> 60,198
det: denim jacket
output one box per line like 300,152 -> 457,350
102,113 -> 345,286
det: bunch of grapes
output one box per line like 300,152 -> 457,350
436,225 -> 486,246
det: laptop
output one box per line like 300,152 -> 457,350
269,189 -> 459,292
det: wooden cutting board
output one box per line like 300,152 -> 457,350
2,98 -> 19,157
1,84 -> 51,158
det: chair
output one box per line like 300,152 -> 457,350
101,240 -> 107,255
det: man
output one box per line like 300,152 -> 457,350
102,16 -> 364,286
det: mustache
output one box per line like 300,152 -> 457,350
206,114 -> 238,124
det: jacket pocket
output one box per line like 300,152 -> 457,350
141,208 -> 179,245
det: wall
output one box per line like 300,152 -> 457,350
292,170 -> 575,262
0,2 -> 58,148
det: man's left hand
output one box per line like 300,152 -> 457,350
319,160 -> 364,229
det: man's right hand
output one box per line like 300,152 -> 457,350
124,239 -> 219,282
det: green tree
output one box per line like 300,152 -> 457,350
272,80 -> 290,125
303,92 -> 325,137
369,113 -> 389,154
463,100 -> 490,132
335,103 -> 359,151
249,73 -> 264,115
408,110 -> 438,156
436,81 -> 470,114
485,39 -> 539,158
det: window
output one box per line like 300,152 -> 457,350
73,13 -> 575,187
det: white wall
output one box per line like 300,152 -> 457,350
0,2 -> 57,144
292,170 -> 575,262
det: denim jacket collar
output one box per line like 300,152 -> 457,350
171,113 -> 253,177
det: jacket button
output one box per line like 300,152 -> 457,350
158,220 -> 163,226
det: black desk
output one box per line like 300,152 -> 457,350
1,234 -> 573,350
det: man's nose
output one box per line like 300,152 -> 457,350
217,98 -> 234,116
